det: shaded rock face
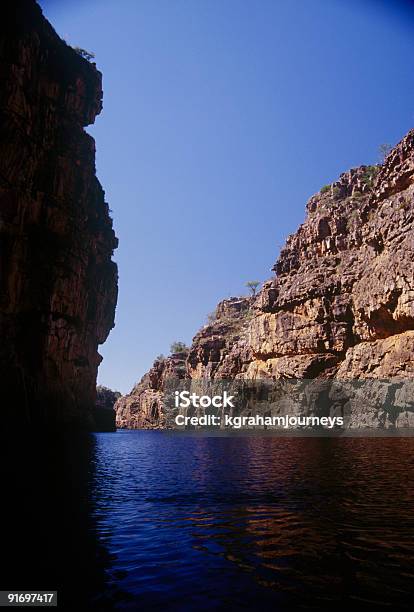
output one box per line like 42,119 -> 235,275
117,128 -> 414,429
93,386 -> 120,432
0,1 -> 118,427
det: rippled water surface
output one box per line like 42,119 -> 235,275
89,432 -> 414,610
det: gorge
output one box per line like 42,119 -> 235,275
1,1 -> 413,433
1,3 -> 414,609
116,132 -> 414,430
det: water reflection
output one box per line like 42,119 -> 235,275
92,433 -> 414,610
1,432 -> 412,610
0,431 -> 128,609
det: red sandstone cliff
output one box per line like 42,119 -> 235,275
116,130 -> 414,429
0,1 -> 118,427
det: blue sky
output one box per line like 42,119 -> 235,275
40,0 -> 414,393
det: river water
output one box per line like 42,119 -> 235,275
92,431 -> 413,610
1,431 -> 413,610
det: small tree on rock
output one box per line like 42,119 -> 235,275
170,341 -> 189,354
246,280 -> 260,296
379,143 -> 392,163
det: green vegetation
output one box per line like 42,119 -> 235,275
170,341 -> 189,354
246,280 -> 260,296
361,165 -> 379,187
242,308 -> 254,321
320,184 -> 331,194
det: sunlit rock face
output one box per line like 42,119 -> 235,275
223,132 -> 414,397
247,132 -> 414,379
115,353 -> 188,429
0,1 -> 118,427
117,129 -> 414,430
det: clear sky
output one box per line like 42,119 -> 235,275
39,0 -> 414,393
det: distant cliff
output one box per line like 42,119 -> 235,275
116,130 -> 414,429
93,386 -> 120,432
0,1 -> 118,428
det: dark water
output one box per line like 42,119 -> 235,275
92,432 -> 414,610
1,432 -> 414,610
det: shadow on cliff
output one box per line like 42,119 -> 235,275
0,431 -> 130,610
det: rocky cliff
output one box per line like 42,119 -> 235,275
0,1 -> 118,428
116,129 -> 414,430
93,386 -> 120,432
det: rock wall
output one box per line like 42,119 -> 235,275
116,353 -> 187,429
116,129 -> 414,429
0,1 -> 118,428
246,133 -> 413,380
93,386 -> 121,432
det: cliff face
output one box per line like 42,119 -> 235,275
247,133 -> 413,381
116,129 -> 414,429
116,298 -> 252,429
116,353 -> 187,429
93,386 -> 120,432
0,1 -> 118,427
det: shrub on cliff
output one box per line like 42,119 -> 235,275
246,281 -> 260,296
170,341 -> 189,354
361,165 -> 379,187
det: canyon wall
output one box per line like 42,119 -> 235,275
0,1 -> 118,428
116,130 -> 414,429
93,386 -> 120,432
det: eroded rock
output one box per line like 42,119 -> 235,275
117,129 -> 414,429
0,1 -> 118,428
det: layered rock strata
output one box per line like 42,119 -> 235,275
116,352 -> 188,429
0,1 -> 118,427
117,130 -> 414,429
